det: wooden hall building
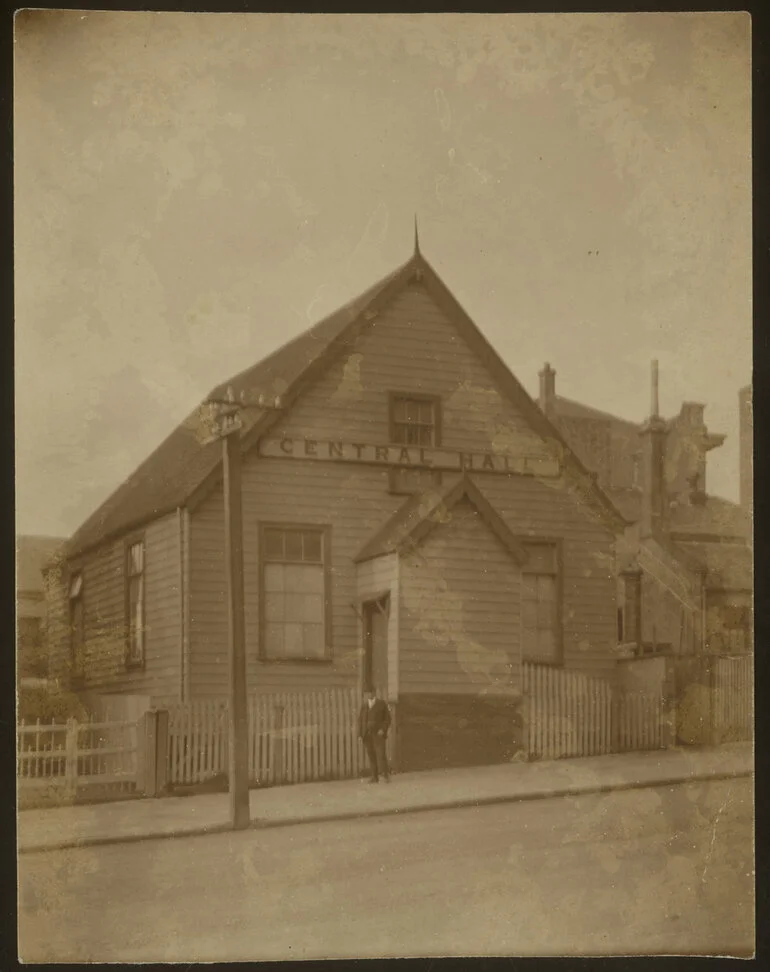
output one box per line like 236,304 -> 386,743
45,242 -> 628,770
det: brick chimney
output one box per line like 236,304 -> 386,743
640,360 -> 668,537
739,385 -> 752,516
539,362 -> 556,418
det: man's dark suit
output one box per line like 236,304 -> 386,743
358,698 -> 391,781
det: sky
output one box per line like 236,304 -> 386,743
14,11 -> 751,538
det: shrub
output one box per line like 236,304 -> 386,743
18,686 -> 89,725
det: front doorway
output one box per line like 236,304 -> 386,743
362,594 -> 390,698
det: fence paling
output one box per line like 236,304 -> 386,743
17,718 -> 138,796
523,662 -> 666,760
166,686 -> 402,788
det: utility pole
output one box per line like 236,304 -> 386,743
200,388 -> 250,830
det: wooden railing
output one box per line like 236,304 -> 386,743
166,687 -> 388,787
17,717 -> 139,802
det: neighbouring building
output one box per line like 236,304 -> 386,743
16,535 -> 65,685
537,363 -> 753,659
45,240 -> 629,771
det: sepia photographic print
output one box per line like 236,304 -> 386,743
14,9 -> 754,962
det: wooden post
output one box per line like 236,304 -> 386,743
136,711 -> 151,795
64,717 -> 79,800
223,431 -> 250,829
274,704 -> 286,784
610,687 -> 621,754
155,709 -> 169,795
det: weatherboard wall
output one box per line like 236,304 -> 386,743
398,498 -> 522,696
186,278 -> 619,695
51,513 -> 182,704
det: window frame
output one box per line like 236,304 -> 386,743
388,392 -> 442,494
123,534 -> 146,670
520,537 -> 564,666
258,522 -> 333,664
69,570 -> 86,679
388,391 -> 443,449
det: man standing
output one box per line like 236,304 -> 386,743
358,687 -> 391,783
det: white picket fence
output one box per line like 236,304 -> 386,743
167,687 -> 388,787
522,662 -> 666,761
17,717 -> 139,802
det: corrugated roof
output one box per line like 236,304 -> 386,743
17,535 -> 66,592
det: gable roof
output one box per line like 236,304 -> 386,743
355,475 -> 529,565
63,262 -> 408,559
63,248 -> 628,560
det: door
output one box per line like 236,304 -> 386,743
363,595 -> 390,698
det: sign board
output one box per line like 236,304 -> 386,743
258,436 -> 561,477
197,403 -> 243,445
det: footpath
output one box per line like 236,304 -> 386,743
18,742 -> 752,855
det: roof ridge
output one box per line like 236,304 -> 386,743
62,246 -> 627,559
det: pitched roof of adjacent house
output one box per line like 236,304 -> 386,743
355,475 -> 529,565
602,488 -> 750,542
675,538 -> 753,592
554,396 -> 641,432
16,535 -> 66,593
63,248 -> 628,560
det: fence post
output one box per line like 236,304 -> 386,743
137,711 -> 156,797
274,705 -> 286,784
388,702 -> 398,773
706,655 -> 718,747
155,710 -> 169,795
611,687 -> 621,754
64,717 -> 78,800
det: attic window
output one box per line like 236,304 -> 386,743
389,393 -> 441,447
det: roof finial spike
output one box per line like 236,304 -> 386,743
413,213 -> 420,256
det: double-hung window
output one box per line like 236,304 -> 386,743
521,542 -> 562,664
69,571 -> 85,678
261,526 -> 329,661
126,541 -> 145,666
388,393 -> 442,494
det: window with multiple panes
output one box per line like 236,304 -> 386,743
126,541 -> 145,666
69,572 -> 85,677
521,542 -> 561,664
261,526 -> 328,661
389,394 -> 442,494
390,394 -> 440,447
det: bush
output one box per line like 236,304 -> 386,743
17,686 -> 89,725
